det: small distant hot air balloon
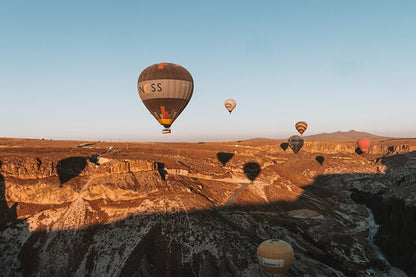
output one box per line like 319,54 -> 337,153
288,135 -> 304,154
137,63 -> 194,134
357,138 -> 371,154
295,121 -> 308,135
257,239 -> 294,275
224,99 -> 236,114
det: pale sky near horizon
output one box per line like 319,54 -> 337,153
1,1 -> 415,142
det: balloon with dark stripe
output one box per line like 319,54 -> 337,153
137,63 -> 194,134
295,121 -> 308,135
288,135 -> 304,154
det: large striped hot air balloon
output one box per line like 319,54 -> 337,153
257,239 -> 294,275
224,99 -> 236,114
137,63 -> 194,134
295,121 -> 308,135
357,138 -> 371,154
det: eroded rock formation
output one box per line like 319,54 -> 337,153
0,138 -> 415,276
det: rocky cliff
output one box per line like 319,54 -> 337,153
0,138 -> 415,276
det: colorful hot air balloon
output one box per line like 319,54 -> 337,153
224,99 -> 236,114
357,138 -> 371,154
288,135 -> 304,154
137,63 -> 194,134
257,239 -> 294,275
295,121 -> 308,135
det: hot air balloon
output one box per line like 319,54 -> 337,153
137,63 -> 194,134
295,121 -> 308,135
288,135 -> 304,154
357,138 -> 371,154
224,99 -> 236,114
257,239 -> 294,275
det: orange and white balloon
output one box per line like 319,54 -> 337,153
257,239 -> 294,275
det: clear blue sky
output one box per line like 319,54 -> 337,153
1,1 -> 415,142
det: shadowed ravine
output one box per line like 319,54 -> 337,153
0,139 -> 415,276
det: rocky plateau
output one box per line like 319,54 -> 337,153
1,137 -> 416,277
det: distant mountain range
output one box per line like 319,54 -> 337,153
246,130 -> 391,142
303,130 -> 390,141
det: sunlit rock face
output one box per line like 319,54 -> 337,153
0,138 -> 415,276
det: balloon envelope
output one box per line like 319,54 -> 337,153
224,99 -> 236,113
357,138 -> 371,154
137,63 -> 193,132
257,239 -> 294,275
295,121 -> 308,135
288,135 -> 304,154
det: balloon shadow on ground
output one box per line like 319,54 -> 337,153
315,156 -> 324,165
88,154 -> 100,165
243,162 -> 261,182
280,143 -> 289,151
155,162 -> 167,181
221,162 -> 262,212
57,157 -> 88,187
216,152 -> 235,166
0,162 -> 18,230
